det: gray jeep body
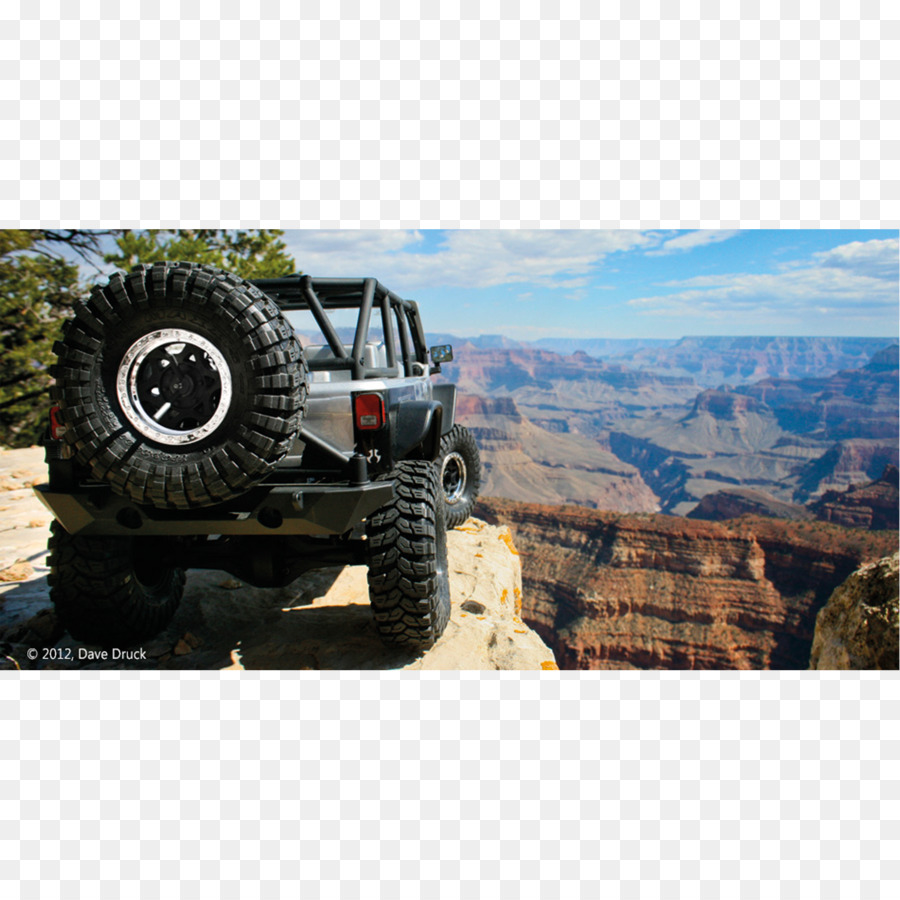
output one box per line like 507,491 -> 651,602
36,275 -> 457,587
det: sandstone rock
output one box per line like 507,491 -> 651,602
0,559 -> 34,582
216,519 -> 556,671
218,578 -> 244,590
0,448 -> 51,573
173,639 -> 192,656
809,552 -> 899,670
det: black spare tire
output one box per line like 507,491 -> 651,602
51,262 -> 308,509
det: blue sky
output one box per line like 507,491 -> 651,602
281,230 -> 899,340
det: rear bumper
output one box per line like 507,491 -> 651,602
34,480 -> 395,538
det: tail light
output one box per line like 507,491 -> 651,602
354,393 -> 385,430
49,406 -> 66,440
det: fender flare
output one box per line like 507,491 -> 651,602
393,400 -> 443,462
432,384 -> 457,435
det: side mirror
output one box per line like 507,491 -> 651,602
430,344 -> 453,364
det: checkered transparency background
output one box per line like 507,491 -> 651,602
1,0 -> 897,228
2,1 -> 899,897
1,673 -> 897,899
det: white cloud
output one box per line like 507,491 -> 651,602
284,229 -> 654,291
646,230 -> 740,256
812,237 -> 899,279
628,238 -> 899,320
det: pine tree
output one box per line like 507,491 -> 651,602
104,229 -> 297,278
0,231 -> 84,446
221,230 -> 297,278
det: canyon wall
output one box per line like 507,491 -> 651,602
477,496 -> 897,669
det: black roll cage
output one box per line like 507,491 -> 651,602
251,275 -> 430,381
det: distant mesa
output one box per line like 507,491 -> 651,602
687,488 -> 812,522
808,465 -> 899,531
864,343 -> 900,372
455,394 -> 520,419
685,389 -> 764,420
687,466 -> 899,530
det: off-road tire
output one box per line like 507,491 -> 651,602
51,261 -> 308,509
365,460 -> 451,649
436,424 -> 481,529
47,522 -> 185,647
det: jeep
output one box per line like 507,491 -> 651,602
35,262 -> 481,651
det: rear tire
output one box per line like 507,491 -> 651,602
47,522 -> 184,647
365,460 -> 451,650
436,424 -> 481,529
51,262 -> 308,509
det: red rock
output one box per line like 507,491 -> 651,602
809,466 -> 899,530
688,489 -> 811,523
477,497 -> 897,670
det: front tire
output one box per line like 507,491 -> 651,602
365,461 -> 451,650
436,425 -> 481,529
47,522 -> 184,647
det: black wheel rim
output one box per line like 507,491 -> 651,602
116,329 -> 232,445
441,451 -> 467,504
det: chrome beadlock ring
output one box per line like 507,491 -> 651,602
115,329 -> 232,446
440,451 -> 467,504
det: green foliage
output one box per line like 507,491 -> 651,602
101,230 -> 172,269
104,229 -> 297,278
0,231 -> 83,446
222,230 -> 297,278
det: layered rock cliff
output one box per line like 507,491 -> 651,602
809,552 -> 899,670
477,496 -> 897,670
808,465 -> 899,530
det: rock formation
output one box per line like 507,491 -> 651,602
687,488 -> 812,522
456,393 -> 660,513
0,448 -> 556,671
809,552 -> 899,669
477,496 -> 897,670
681,467 -> 899,529
614,336 -> 892,387
215,519 -> 556,671
440,346 -> 696,401
607,347 -> 898,513
736,345 -> 899,442
809,465 -> 899,530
